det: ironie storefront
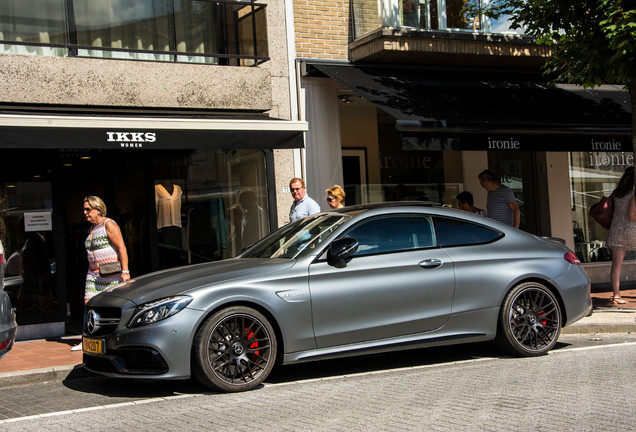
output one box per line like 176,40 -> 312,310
303,61 -> 633,267
0,114 -> 305,336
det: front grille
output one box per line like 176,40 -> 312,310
84,347 -> 169,375
84,307 -> 121,336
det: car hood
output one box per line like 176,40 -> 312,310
97,258 -> 295,305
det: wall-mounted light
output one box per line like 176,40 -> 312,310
338,95 -> 351,104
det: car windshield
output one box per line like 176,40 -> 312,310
240,214 -> 349,259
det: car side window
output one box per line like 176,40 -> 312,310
341,214 -> 434,256
432,216 -> 502,247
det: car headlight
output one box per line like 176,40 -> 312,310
128,296 -> 192,328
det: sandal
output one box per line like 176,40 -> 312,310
610,297 -> 627,305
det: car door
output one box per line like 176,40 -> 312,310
308,213 -> 455,348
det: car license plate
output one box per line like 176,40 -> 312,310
82,337 -> 104,354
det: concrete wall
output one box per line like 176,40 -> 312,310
0,55 -> 273,111
546,152 -> 576,250
584,261 -> 636,288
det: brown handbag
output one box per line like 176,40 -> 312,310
589,194 -> 614,229
98,261 -> 122,276
90,222 -> 122,276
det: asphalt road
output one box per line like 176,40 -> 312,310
1,333 -> 635,431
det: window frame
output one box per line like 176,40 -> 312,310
0,0 -> 269,66
432,215 -> 504,248
338,213 -> 437,258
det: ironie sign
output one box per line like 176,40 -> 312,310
400,133 -> 633,152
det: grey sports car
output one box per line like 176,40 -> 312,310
82,202 -> 591,392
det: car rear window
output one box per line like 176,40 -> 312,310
432,216 -> 502,247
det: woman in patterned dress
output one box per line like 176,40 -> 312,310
606,166 -> 635,305
72,196 -> 130,351
83,196 -> 130,300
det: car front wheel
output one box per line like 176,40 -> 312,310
192,306 -> 277,392
497,282 -> 561,356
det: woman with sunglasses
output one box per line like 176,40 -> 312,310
326,185 -> 346,209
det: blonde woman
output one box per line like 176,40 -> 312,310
73,196 -> 130,351
83,196 -> 130,299
326,185 -> 346,209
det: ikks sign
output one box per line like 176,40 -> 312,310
0,126 -> 304,150
106,131 -> 156,148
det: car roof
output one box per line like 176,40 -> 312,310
334,201 -> 439,214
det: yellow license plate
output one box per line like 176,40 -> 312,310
82,337 -> 104,354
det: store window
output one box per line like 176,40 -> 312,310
0,180 -> 58,322
570,151 -> 634,263
153,148 -> 269,269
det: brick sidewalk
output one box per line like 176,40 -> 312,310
0,336 -> 82,374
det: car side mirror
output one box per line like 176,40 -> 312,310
327,237 -> 358,268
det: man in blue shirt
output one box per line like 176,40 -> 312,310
289,178 -> 321,222
478,169 -> 520,228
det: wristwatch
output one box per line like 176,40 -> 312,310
122,270 -> 130,274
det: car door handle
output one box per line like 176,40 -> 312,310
419,259 -> 443,268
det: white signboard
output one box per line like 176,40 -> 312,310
24,212 -> 53,232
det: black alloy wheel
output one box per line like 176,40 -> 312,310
497,282 -> 561,356
192,306 -> 277,392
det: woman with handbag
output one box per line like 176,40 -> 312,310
83,195 -> 130,300
72,196 -> 130,351
606,166 -> 635,305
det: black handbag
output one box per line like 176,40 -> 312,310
572,221 -> 585,243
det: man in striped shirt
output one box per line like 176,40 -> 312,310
478,169 -> 521,228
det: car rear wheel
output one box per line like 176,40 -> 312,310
192,306 -> 277,392
497,282 -> 561,356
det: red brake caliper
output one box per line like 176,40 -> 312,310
537,310 -> 547,326
246,328 -> 259,357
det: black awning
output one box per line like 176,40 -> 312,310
312,63 -> 632,151
0,115 -> 307,150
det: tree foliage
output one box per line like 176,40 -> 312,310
496,0 -> 636,151
504,0 -> 636,88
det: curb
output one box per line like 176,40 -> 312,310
0,364 -> 89,389
560,309 -> 636,335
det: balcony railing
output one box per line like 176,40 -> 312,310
352,0 -> 524,39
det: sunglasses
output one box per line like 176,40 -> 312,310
326,197 -> 335,202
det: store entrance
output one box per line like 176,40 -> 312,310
487,151 -> 550,236
59,150 -> 153,322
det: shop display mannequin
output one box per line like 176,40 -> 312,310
155,182 -> 183,249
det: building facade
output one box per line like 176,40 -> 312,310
0,0 -> 306,339
292,0 -> 633,285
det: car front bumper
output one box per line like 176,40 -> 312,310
83,307 -> 204,380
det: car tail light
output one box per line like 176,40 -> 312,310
564,252 -> 581,265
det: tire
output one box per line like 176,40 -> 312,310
192,306 -> 277,392
496,282 -> 561,356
